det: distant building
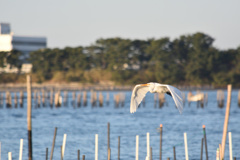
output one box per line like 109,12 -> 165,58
0,23 -> 47,73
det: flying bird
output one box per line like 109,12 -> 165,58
130,82 -> 183,113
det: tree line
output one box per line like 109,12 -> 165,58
1,32 -> 240,86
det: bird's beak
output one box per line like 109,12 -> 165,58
141,84 -> 150,86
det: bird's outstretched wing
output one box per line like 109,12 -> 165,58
130,84 -> 150,113
165,85 -> 183,113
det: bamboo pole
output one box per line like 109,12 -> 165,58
62,134 -> 67,159
221,84 -> 232,159
95,134 -> 98,160
8,152 -> 12,160
229,132 -> 233,160
147,132 -> 150,160
19,139 -> 23,160
50,127 -> 57,160
160,124 -> 163,160
184,132 -> 189,160
27,75 -> 32,160
136,135 -> 139,160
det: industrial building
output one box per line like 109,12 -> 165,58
0,23 -> 47,73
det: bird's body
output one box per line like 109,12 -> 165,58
130,82 -> 183,113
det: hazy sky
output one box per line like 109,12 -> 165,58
1,0 -> 240,49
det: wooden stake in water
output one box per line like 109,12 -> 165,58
216,148 -> 219,160
136,135 -> 139,160
219,144 -> 222,160
184,132 -> 189,160
8,152 -> 12,160
160,124 -> 163,160
200,138 -> 203,160
78,150 -> 80,160
173,146 -> 176,160
82,155 -> 85,160
27,75 -> 32,160
107,148 -> 111,160
202,125 -> 208,160
147,132 -> 150,160
62,134 -> 67,159
19,139 -> 23,160
95,134 -> 98,160
229,132 -> 233,160
118,136 -> 120,160
221,84 -> 232,159
50,127 -> 57,160
107,122 -> 110,160
46,148 -> 48,160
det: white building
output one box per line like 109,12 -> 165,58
0,23 -> 47,73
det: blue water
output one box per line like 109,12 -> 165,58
0,90 -> 239,160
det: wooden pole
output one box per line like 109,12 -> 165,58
107,122 -> 110,149
8,152 -> 12,160
173,146 -> 176,160
82,155 -> 85,160
46,148 -> 48,160
107,148 -> 111,160
229,132 -> 233,160
202,125 -> 208,160
78,150 -> 80,160
184,132 -> 189,160
50,127 -> 57,160
147,132 -> 150,160
95,134 -> 98,160
62,134 -> 67,159
221,84 -> 232,159
19,139 -> 23,160
160,124 -> 163,160
219,144 -> 222,160
200,138 -> 203,160
27,75 -> 32,160
118,136 -> 120,160
216,148 -> 220,160
136,135 -> 139,160
150,147 -> 152,160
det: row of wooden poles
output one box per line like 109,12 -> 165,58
0,90 -> 126,108
1,89 -> 239,109
4,123 -> 237,160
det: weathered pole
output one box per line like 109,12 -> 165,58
160,124 -> 163,160
27,75 -> 32,160
202,125 -> 208,160
221,84 -> 232,159
50,127 -> 57,160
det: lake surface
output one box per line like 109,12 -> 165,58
0,89 -> 239,160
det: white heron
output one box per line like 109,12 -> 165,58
130,82 -> 183,113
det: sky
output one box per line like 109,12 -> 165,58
0,0 -> 240,50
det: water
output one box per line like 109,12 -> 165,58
0,90 -> 240,160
